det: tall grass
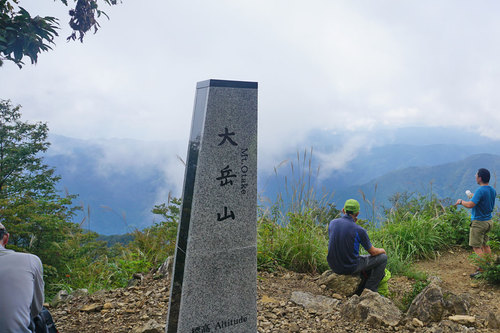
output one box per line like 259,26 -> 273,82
258,210 -> 329,273
258,148 -> 337,273
369,193 -> 471,275
371,214 -> 446,263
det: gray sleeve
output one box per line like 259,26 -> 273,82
30,255 -> 44,318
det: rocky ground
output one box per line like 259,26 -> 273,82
50,247 -> 499,332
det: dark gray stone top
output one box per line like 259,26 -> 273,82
196,79 -> 258,89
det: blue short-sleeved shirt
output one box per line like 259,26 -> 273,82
327,214 -> 372,274
471,185 -> 497,221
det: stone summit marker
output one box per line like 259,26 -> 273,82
166,79 -> 258,333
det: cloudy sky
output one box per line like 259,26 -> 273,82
2,0 -> 500,181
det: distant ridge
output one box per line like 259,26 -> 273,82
45,128 -> 500,234
335,153 -> 500,219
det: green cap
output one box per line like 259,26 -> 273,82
344,199 -> 360,214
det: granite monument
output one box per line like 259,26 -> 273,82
166,79 -> 258,333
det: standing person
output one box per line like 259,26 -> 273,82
327,199 -> 387,293
0,222 -> 45,332
455,168 -> 497,278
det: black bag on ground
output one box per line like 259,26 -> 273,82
32,307 -> 58,333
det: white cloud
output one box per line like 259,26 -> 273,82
315,134 -> 375,177
3,0 -> 500,179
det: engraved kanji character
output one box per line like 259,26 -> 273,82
216,165 -> 237,186
218,127 -> 238,146
217,206 -> 235,221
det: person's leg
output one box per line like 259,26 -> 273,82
472,247 -> 485,257
469,221 -> 488,277
354,254 -> 387,292
469,221 -> 489,276
364,254 -> 388,292
353,270 -> 369,296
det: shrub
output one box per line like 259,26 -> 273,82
473,254 -> 500,284
435,206 -> 471,247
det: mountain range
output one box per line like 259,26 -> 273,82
45,128 -> 500,234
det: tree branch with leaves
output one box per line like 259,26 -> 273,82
0,0 -> 120,68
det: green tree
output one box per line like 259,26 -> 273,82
0,99 -> 59,200
0,99 -> 80,287
0,0 -> 120,68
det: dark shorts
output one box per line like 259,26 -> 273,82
469,220 -> 492,248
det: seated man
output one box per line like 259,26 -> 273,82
0,222 -> 45,332
327,199 -> 387,293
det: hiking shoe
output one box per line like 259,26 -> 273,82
470,270 -> 482,278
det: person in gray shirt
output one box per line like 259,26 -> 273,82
0,222 -> 44,333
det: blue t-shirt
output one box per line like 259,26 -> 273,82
327,214 -> 372,274
471,185 -> 497,221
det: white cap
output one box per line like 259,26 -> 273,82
0,222 -> 5,230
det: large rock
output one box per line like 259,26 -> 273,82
407,282 -> 446,323
340,289 -> 402,327
443,293 -> 470,315
316,270 -> 361,297
290,291 -> 340,314
407,281 -> 471,323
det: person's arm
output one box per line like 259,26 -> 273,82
359,229 -> 385,257
30,255 -> 44,318
454,199 -> 476,208
367,246 -> 386,256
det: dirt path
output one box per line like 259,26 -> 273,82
414,247 -> 500,318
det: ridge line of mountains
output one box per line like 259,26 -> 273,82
45,128 -> 500,234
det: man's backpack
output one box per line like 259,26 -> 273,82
32,307 -> 58,333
